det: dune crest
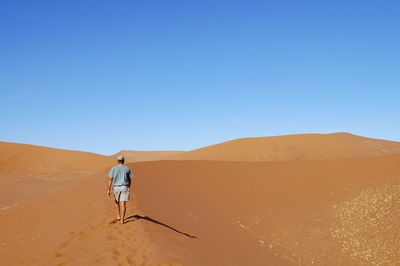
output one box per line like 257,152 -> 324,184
114,150 -> 184,163
166,133 -> 400,161
0,141 -> 115,209
0,141 -> 114,179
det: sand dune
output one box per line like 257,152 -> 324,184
167,133 -> 400,161
114,150 -> 184,163
2,135 -> 400,265
0,141 -> 114,179
133,155 -> 400,265
2,153 -> 399,265
0,141 -> 115,209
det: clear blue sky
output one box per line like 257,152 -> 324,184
1,0 -> 399,155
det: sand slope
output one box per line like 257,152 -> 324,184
114,150 -> 184,163
167,133 -> 400,161
0,141 -> 114,179
0,141 -> 115,209
133,155 -> 400,265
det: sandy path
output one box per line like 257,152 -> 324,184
0,170 -> 182,265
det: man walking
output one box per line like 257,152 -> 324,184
107,155 -> 133,224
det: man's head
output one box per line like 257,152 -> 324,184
117,155 -> 125,164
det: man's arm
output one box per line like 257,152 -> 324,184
129,169 -> 133,188
107,178 -> 113,197
107,168 -> 114,197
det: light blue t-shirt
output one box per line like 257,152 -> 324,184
108,164 -> 133,187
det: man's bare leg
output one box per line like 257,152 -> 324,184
114,200 -> 121,220
120,201 -> 126,224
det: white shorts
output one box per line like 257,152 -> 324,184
113,186 -> 130,202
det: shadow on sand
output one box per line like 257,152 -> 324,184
125,214 -> 197,239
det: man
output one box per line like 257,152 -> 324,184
107,155 -> 133,224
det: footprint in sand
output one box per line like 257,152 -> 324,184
58,241 -> 69,248
107,235 -> 117,241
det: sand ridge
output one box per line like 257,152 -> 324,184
114,150 -> 184,163
0,141 -> 116,209
0,141 -> 115,179
167,133 -> 400,161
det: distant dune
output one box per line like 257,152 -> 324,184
0,141 -> 114,179
114,150 -> 184,162
167,133 -> 400,161
0,141 -> 115,209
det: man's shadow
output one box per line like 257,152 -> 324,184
125,214 -> 197,239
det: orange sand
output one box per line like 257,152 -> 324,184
0,169 -> 180,265
167,133 -> 400,161
0,142 -> 115,209
114,150 -> 184,163
133,155 -> 400,265
0,141 -> 114,179
0,142 -> 181,209
1,134 -> 400,265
